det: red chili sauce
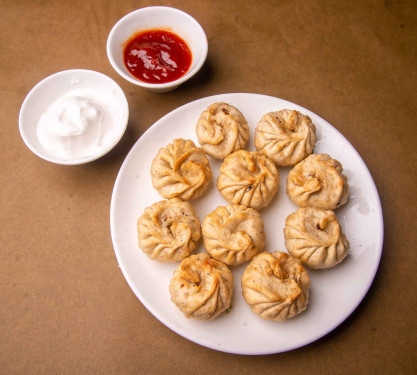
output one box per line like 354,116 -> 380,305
123,29 -> 192,84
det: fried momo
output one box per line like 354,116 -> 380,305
284,207 -> 350,269
202,204 -> 265,266
241,251 -> 310,322
286,153 -> 349,209
137,198 -> 201,262
217,150 -> 279,210
169,253 -> 233,320
196,102 -> 249,159
151,138 -> 212,200
254,109 -> 316,166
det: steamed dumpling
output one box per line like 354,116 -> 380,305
254,109 -> 316,166
286,153 -> 349,209
217,150 -> 280,210
196,102 -> 249,159
137,198 -> 201,262
284,207 -> 350,269
241,251 -> 310,321
202,204 -> 265,266
151,138 -> 212,200
169,253 -> 233,320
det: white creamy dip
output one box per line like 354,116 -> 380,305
36,88 -> 118,160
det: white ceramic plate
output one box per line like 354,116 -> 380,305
110,93 -> 383,355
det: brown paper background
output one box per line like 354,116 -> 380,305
1,0 -> 417,373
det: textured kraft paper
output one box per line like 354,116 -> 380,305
1,0 -> 417,374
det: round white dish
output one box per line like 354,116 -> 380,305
19,69 -> 129,165
107,6 -> 208,93
110,93 -> 384,355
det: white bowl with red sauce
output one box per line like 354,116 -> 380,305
107,7 -> 208,93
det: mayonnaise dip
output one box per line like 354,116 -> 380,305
36,88 -> 119,160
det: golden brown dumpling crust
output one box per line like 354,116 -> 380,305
241,251 -> 310,322
196,102 -> 249,159
169,253 -> 233,320
217,150 -> 280,210
284,207 -> 350,269
202,205 -> 265,266
286,153 -> 349,209
254,110 -> 316,166
137,198 -> 201,262
151,138 -> 212,200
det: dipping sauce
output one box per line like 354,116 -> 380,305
36,88 -> 121,160
123,29 -> 192,84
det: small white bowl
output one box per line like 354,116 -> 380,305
107,6 -> 208,93
19,69 -> 129,165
